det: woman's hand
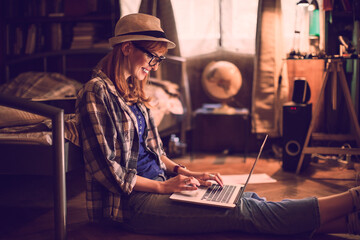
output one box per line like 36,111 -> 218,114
186,171 -> 224,187
159,174 -> 200,194
189,171 -> 224,187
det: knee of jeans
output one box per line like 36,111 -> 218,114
243,192 -> 267,201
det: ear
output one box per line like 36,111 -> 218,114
121,42 -> 132,56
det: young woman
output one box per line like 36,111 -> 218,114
75,13 -> 360,237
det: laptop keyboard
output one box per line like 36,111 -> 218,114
201,184 -> 236,203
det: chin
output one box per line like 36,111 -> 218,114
134,75 -> 146,81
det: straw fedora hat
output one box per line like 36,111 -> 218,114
109,13 -> 176,49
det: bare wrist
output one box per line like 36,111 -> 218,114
157,181 -> 165,193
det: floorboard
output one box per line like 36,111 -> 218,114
0,152 -> 359,240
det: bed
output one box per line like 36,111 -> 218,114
0,72 -> 83,175
0,51 -> 190,239
0,54 -> 189,175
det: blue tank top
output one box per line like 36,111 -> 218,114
129,104 -> 164,179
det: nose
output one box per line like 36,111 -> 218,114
151,63 -> 160,71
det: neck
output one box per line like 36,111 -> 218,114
124,69 -> 131,80
123,56 -> 131,80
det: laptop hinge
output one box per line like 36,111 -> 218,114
234,187 -> 244,205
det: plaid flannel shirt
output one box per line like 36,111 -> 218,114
76,70 -> 166,222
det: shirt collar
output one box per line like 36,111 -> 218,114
94,69 -> 119,98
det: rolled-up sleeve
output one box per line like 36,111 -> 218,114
77,80 -> 137,195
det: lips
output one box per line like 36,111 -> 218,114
143,68 -> 149,74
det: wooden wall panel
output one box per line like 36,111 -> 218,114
286,59 -> 325,131
286,59 -> 325,110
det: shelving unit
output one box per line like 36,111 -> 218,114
4,48 -> 112,83
0,0 -> 120,84
325,11 -> 353,56
324,0 -> 360,121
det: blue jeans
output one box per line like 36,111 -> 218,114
121,190 -> 320,236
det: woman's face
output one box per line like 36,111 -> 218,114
125,42 -> 166,81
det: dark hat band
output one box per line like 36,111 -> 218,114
117,30 -> 167,39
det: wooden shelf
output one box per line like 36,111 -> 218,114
5,48 -> 111,63
311,133 -> 356,141
0,0 -> 119,84
4,15 -> 113,24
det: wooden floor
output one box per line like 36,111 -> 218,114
1,150 -> 359,240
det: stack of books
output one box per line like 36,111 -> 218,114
70,23 -> 97,49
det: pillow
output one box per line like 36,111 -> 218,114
0,106 -> 48,128
0,71 -> 83,98
0,72 -> 83,128
145,82 -> 183,127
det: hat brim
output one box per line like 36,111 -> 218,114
109,35 -> 176,49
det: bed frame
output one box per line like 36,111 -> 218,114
3,49 -> 191,142
0,50 -> 106,240
0,49 -> 191,240
0,94 -> 70,240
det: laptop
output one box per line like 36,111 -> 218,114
170,134 -> 269,208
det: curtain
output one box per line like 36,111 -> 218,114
251,0 -> 289,137
171,0 -> 220,57
281,0 -> 325,55
120,0 -> 141,16
221,0 -> 258,55
171,0 -> 258,57
139,0 -> 181,56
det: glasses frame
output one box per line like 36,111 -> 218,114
132,43 -> 166,67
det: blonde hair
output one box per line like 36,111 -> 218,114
96,41 -> 168,105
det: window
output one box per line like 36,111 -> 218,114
120,0 -> 141,16
281,0 -> 324,56
120,0 -> 323,58
172,0 -> 259,57
119,0 -> 259,57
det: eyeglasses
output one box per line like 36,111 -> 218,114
132,43 -> 166,67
